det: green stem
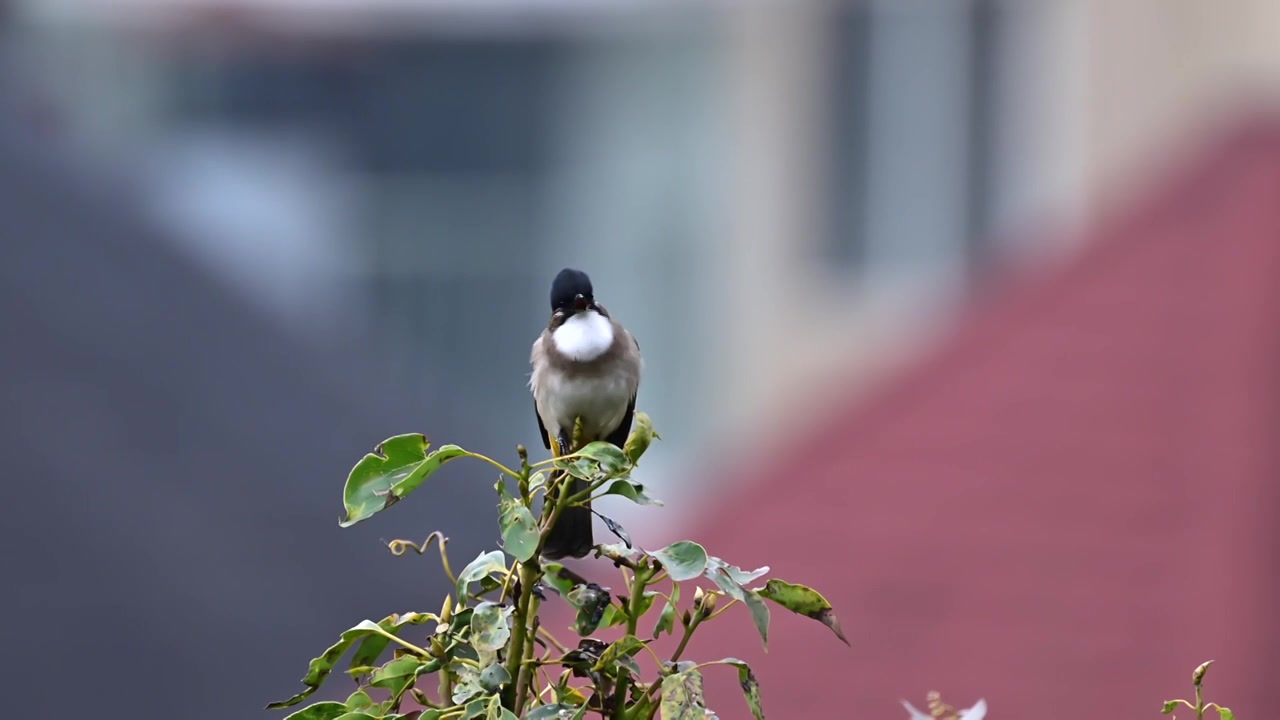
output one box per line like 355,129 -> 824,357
439,667 -> 454,706
1196,684 -> 1204,720
503,561 -> 540,712
613,566 -> 651,719
466,452 -> 523,481
369,627 -> 432,657
514,593 -> 542,716
639,612 -> 703,720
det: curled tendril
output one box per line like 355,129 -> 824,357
386,531 -> 456,585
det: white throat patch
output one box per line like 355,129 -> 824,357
552,310 -> 614,361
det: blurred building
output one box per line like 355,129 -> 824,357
5,0 -> 1280,718
689,117 -> 1280,718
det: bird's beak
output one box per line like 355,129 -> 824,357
574,294 -> 589,311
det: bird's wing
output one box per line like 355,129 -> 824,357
605,328 -> 640,449
604,393 -> 636,449
531,333 -> 553,450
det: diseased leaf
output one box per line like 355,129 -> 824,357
452,663 -> 484,704
541,563 -> 584,597
596,513 -> 632,547
712,659 -> 763,720
282,702 -> 349,720
566,583 -> 612,636
525,704 -> 587,720
652,584 -> 680,639
596,543 -> 643,565
594,635 -> 646,673
268,615 -> 434,709
958,699 -> 987,720
623,412 -> 657,463
341,435 -> 468,527
706,557 -> 769,586
649,542 -> 707,582
456,550 -> 509,602
901,701 -> 932,720
1193,660 -> 1213,687
707,568 -> 769,649
659,668 -> 707,720
471,602 -> 514,652
756,579 -> 848,645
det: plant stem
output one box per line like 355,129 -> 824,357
466,452 -> 523,481
638,611 -> 703,719
612,566 -> 650,719
1196,683 -> 1204,720
503,560 -> 540,712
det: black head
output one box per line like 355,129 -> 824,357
549,268 -> 596,314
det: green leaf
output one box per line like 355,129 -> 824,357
344,690 -> 375,710
599,478 -> 664,507
332,713 -> 380,720
463,698 -> 489,719
594,635 -> 645,673
623,411 -> 657,463
499,497 -> 540,562
573,441 -> 629,474
649,542 -> 708,582
340,434 -> 468,527
1215,706 -> 1234,720
711,659 -> 764,720
268,615 -> 433,709
479,663 -> 513,692
1162,700 -> 1181,715
370,656 -> 422,697
653,584 -> 680,639
486,695 -> 520,720
707,567 -> 769,649
456,550 -> 509,601
346,612 -> 435,676
659,668 -> 707,720
525,704 -> 587,720
553,458 -> 596,480
282,702 -> 349,720
600,591 -> 657,629
471,601 -> 514,652
756,579 -> 849,646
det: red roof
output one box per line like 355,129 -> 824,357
684,115 -> 1280,718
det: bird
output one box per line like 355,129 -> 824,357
529,268 -> 642,560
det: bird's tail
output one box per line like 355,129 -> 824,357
542,476 -> 594,560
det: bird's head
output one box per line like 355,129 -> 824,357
546,268 -> 616,360
549,268 -> 600,321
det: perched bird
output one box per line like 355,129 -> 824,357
530,268 -> 642,560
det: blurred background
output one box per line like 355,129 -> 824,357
4,0 -> 1280,717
